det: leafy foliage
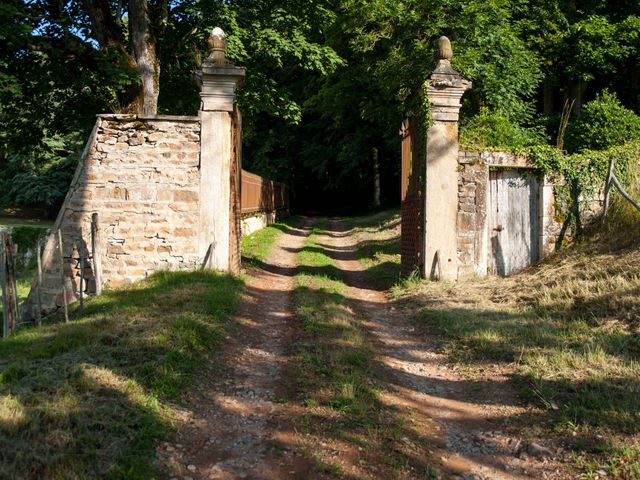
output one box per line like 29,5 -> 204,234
460,108 -> 548,150
1,0 -> 639,213
566,90 -> 640,153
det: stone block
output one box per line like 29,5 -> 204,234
174,190 -> 199,203
174,227 -> 196,237
107,244 -> 126,255
457,211 -> 476,232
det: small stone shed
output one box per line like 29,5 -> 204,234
401,37 -> 562,280
456,151 -> 559,278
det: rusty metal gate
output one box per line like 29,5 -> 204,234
400,117 -> 423,277
229,106 -> 242,275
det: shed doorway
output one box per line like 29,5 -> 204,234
488,169 -> 540,276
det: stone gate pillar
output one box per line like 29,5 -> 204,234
198,28 -> 245,272
423,37 -> 471,280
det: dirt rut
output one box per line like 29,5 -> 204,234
319,218 -> 565,480
157,220 -> 314,480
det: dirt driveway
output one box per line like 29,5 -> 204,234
157,217 -> 568,480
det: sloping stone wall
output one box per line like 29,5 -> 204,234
28,114 -> 201,317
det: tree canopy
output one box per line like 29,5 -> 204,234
1,0 -> 639,213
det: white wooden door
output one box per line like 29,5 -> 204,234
488,169 -> 540,276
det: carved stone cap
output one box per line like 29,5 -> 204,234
437,36 -> 452,61
206,27 -> 230,67
197,26 -> 246,98
427,35 -> 471,91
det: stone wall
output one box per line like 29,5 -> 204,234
241,211 -> 278,237
28,114 -> 201,316
457,152 -> 489,279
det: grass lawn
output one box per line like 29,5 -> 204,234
0,270 -> 243,479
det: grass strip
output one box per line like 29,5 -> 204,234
292,219 -> 434,477
0,270 -> 242,479
343,210 -> 402,289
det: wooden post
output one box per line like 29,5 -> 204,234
1,233 -> 18,337
91,213 -> 102,295
79,255 -> 84,314
1,234 -> 9,338
57,230 -> 69,323
612,175 -> 640,214
11,243 -> 19,323
36,239 -> 43,326
602,158 -> 615,225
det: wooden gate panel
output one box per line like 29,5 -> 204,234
400,117 -> 423,277
488,169 -> 539,276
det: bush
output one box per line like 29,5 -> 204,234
566,90 -> 640,153
460,108 -> 548,151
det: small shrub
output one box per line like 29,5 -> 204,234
566,90 -> 640,153
460,108 -> 548,150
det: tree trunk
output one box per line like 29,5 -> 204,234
83,0 -> 143,113
129,0 -> 160,115
83,0 -> 123,48
567,79 -> 586,117
372,147 -> 381,208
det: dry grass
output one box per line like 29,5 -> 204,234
395,227 -> 640,477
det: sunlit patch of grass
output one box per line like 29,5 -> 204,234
343,209 -> 402,289
240,216 -> 301,266
0,270 -> 242,479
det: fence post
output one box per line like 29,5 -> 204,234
1,234 -> 9,338
79,255 -> 84,314
57,229 -> 69,322
602,158 -> 615,225
36,239 -> 43,326
0,232 -> 18,337
91,213 -> 102,295
10,243 -> 19,324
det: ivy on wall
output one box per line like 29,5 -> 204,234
527,142 -> 640,233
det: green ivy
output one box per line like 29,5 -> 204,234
527,142 -> 640,233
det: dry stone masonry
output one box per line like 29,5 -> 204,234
26,28 -> 245,318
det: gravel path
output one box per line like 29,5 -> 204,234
156,217 -> 568,480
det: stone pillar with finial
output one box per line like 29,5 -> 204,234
423,36 -> 472,280
197,28 -> 245,272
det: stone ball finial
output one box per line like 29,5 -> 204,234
207,27 -> 228,66
437,36 -> 453,61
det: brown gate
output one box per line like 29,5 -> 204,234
229,106 -> 242,275
400,117 -> 423,277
